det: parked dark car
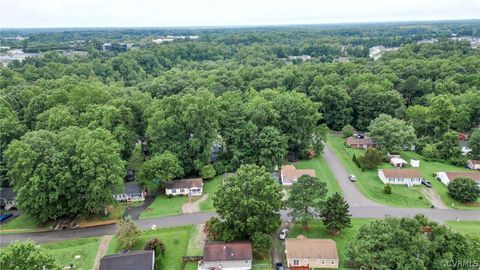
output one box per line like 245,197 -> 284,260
275,262 -> 284,270
0,213 -> 13,222
421,179 -> 432,188
125,169 -> 135,181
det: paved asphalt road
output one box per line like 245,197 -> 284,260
1,143 -> 479,246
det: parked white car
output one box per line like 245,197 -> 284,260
279,228 -> 288,240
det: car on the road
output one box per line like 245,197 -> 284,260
275,262 -> 284,270
279,228 -> 288,240
421,179 -> 432,188
348,174 -> 356,182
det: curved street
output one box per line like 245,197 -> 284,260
1,144 -> 479,246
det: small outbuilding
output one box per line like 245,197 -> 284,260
390,157 -> 407,168
467,160 -> 480,170
410,159 -> 420,168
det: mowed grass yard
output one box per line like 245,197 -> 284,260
445,220 -> 480,238
42,237 -> 100,270
294,155 -> 343,195
107,226 -> 192,270
400,151 -> 480,209
199,175 -> 222,211
289,219 -> 374,270
140,195 -> 188,218
327,135 -> 431,208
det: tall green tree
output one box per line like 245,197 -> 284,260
5,127 -> 124,223
320,192 -> 352,234
0,240 -> 60,270
358,148 -> 384,169
448,177 -> 480,203
368,114 -> 416,152
139,151 -> 183,188
469,128 -> 480,160
116,216 -> 142,250
437,130 -> 462,164
287,175 -> 327,228
211,164 -> 282,250
427,95 -> 455,139
312,85 -> 352,130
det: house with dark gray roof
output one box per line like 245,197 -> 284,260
100,250 -> 154,270
165,178 -> 203,197
113,182 -> 145,202
0,187 -> 16,210
199,242 -> 252,270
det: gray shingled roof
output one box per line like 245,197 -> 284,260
100,250 -> 154,270
0,187 -> 15,201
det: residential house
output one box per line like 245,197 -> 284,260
280,165 -> 316,186
378,169 -> 422,186
113,182 -> 146,202
285,235 -> 339,269
0,187 -> 16,210
165,178 -> 203,196
436,171 -> 480,187
460,141 -> 472,156
345,136 -> 378,149
198,242 -> 253,270
467,160 -> 480,170
390,157 -> 407,168
102,43 -> 112,51
100,250 -> 154,270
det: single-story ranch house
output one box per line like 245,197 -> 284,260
280,165 -> 316,186
113,182 -> 146,202
165,178 -> 203,196
100,250 -> 154,270
198,241 -> 253,270
0,187 -> 16,210
378,169 -> 422,186
467,160 -> 480,170
285,235 -> 339,269
345,136 -> 378,149
436,171 -> 480,187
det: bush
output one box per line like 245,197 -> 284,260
383,184 -> 392,194
448,177 -> 480,203
342,124 -> 355,138
200,164 -> 216,179
144,238 -> 165,270
358,148 -> 384,169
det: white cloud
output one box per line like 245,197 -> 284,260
0,0 -> 479,28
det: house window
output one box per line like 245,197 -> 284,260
180,188 -> 185,193
321,259 -> 325,265
303,259 -> 308,264
172,189 -> 176,193
316,259 -> 321,264
331,259 -> 335,265
244,260 -> 249,265
293,259 -> 300,266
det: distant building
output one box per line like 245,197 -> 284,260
285,235 -> 339,269
102,43 -> 112,51
378,169 -> 422,186
417,38 -> 439,44
288,55 -> 311,61
369,45 -> 398,60
100,250 -> 155,270
199,242 -> 253,270
345,136 -> 378,149
280,165 -> 316,186
333,57 -> 350,63
165,178 -> 203,196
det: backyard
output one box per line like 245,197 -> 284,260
107,225 -> 192,270
42,237 -> 101,270
445,220 -> 480,237
294,155 -> 343,195
327,135 -> 431,208
289,219 -> 374,270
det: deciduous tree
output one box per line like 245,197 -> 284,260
287,175 -> 327,228
0,240 -> 60,270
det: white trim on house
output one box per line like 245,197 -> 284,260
165,186 -> 202,197
377,170 -> 421,186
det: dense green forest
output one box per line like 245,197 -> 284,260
1,21 -> 480,222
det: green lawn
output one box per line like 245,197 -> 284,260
445,221 -> 480,238
140,195 -> 188,219
289,219 -> 374,270
199,175 -> 222,211
107,226 -> 192,270
294,156 -> 343,195
327,135 -> 430,208
400,151 -> 480,210
0,213 -> 55,234
42,237 -> 100,270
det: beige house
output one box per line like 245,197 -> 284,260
280,165 -> 316,186
436,171 -> 480,187
165,178 -> 203,197
285,235 -> 339,269
378,169 -> 422,187
467,160 -> 480,170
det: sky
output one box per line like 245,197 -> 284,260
1,0 -> 479,28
